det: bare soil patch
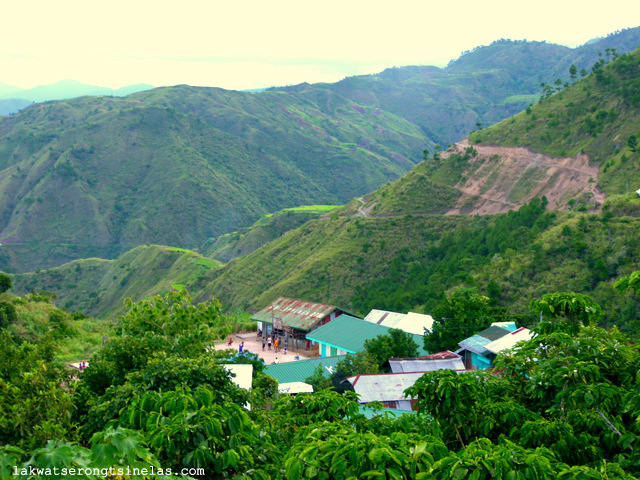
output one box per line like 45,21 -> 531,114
443,140 -> 605,215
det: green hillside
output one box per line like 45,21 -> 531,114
201,205 -> 340,262
0,86 -> 423,272
11,245 -> 222,319
2,30 -> 639,274
281,28 -> 640,148
191,49 -> 640,332
470,47 -> 640,198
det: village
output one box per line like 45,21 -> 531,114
213,296 -> 532,411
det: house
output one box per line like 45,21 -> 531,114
251,297 -> 357,346
456,323 -> 530,370
263,356 -> 342,384
345,372 -> 424,411
364,309 -> 434,336
388,351 -> 465,373
484,327 -> 533,356
306,315 -> 428,358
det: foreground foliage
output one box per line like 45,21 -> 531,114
4,289 -> 640,479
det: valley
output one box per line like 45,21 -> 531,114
2,28 -> 640,336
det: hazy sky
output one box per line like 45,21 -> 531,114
2,0 -> 639,90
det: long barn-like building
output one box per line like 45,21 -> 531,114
251,297 -> 358,350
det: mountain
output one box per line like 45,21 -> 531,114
190,46 -> 640,326
0,99 -> 31,116
2,28 -> 640,276
0,80 -> 154,113
9,45 -> 640,332
0,81 -> 23,98
274,27 -> 640,149
0,85 -> 424,272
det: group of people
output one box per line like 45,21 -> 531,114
262,334 -> 288,354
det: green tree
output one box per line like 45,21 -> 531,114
0,273 -> 11,294
569,63 -> 578,82
82,291 -> 231,396
530,291 -> 603,334
364,329 -> 418,370
0,331 -> 76,450
627,134 -> 638,153
329,350 -> 380,392
305,364 -> 333,392
424,287 -> 495,352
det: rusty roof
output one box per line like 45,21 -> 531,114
424,350 -> 461,360
251,297 -> 340,332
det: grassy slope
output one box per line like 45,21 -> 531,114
11,245 -> 223,320
1,291 -> 113,363
193,214 -> 473,313
200,205 -> 340,263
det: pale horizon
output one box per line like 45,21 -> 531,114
2,0 -> 639,91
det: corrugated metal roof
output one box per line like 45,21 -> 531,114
484,327 -> 532,354
364,309 -> 407,327
395,312 -> 434,335
458,325 -> 512,355
263,356 -> 342,384
251,297 -> 339,332
389,357 -> 465,373
424,351 -> 460,360
346,372 -> 424,403
307,315 -> 428,356
278,382 -> 314,394
364,310 -> 434,336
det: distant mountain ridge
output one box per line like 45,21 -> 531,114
0,80 -> 154,115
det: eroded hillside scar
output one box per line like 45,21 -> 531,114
443,140 -> 605,214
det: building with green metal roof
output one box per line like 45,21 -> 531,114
306,315 -> 428,358
263,356 -> 342,384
